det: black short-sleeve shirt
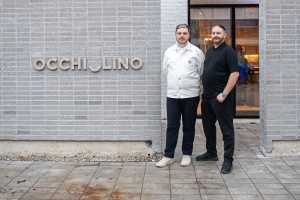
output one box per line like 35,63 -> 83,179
202,42 -> 239,99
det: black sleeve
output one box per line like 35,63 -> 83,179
226,47 -> 239,73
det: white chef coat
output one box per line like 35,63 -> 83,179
163,42 -> 205,99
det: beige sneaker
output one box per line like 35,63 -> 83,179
155,156 -> 174,168
180,155 -> 191,167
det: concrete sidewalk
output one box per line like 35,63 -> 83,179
1,120 -> 300,200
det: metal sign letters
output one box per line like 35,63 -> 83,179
32,57 -> 143,73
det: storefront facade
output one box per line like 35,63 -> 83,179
0,0 -> 162,159
0,0 -> 299,159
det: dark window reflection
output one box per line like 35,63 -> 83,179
190,6 -> 259,117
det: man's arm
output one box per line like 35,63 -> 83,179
216,72 -> 239,103
197,50 -> 205,96
198,50 -> 205,77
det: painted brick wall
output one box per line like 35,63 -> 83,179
260,0 -> 300,152
0,0 -> 161,151
161,0 -> 188,119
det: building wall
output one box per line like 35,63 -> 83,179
0,0 -> 161,151
260,0 -> 300,153
2,0 -> 299,157
161,0 -> 188,119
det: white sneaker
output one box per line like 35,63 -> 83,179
155,156 -> 174,168
180,155 -> 191,167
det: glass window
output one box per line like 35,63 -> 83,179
190,5 -> 259,117
235,7 -> 259,117
190,8 -> 231,52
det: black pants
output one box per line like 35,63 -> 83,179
201,95 -> 235,162
164,96 -> 199,158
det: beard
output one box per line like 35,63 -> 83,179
177,38 -> 188,45
212,37 -> 225,46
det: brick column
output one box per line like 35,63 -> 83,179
260,0 -> 300,154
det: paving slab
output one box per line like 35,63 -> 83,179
0,120 -> 299,200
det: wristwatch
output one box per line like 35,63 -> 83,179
220,92 -> 227,99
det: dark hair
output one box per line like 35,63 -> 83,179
175,24 -> 191,33
212,24 -> 226,32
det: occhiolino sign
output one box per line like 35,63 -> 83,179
32,57 -> 143,73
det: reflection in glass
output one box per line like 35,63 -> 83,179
190,6 -> 259,117
235,7 -> 259,117
190,8 -> 231,52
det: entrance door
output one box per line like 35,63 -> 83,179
190,5 -> 259,117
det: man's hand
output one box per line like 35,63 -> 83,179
216,72 -> 239,103
216,93 -> 226,103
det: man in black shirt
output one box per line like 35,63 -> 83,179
196,25 -> 239,174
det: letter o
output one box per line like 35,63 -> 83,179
130,57 -> 143,70
32,58 -> 45,71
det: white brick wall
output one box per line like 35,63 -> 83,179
161,0 -> 188,119
260,0 -> 300,152
0,0 -> 162,151
5,0 -> 299,155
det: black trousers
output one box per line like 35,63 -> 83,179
164,96 -> 200,158
201,95 -> 235,162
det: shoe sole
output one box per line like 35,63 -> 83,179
196,158 -> 218,161
180,163 -> 191,167
221,168 -> 232,174
221,165 -> 233,174
155,160 -> 175,168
